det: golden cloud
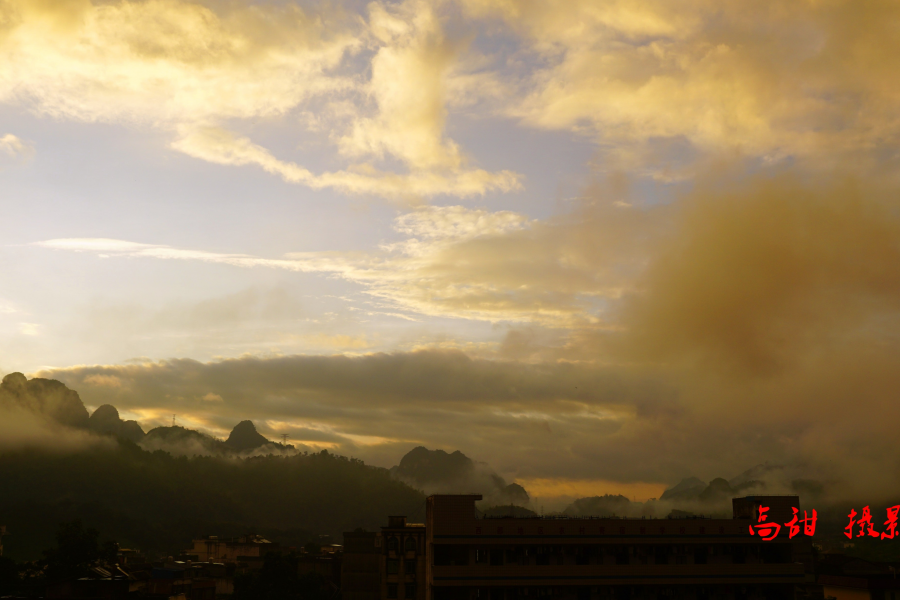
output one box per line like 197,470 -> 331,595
0,0 -> 520,198
461,0 -> 900,176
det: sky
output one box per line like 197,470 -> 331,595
2,0 -> 900,506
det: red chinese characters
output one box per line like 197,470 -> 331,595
846,506 -> 881,538
751,505 -> 816,540
882,506 -> 900,540
749,506 -> 781,541
784,507 -> 817,539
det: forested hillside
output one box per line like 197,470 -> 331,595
0,442 -> 424,560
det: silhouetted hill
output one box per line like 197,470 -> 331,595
0,442 -> 425,561
141,425 -> 229,456
226,420 -> 272,451
660,477 -> 707,501
390,446 -> 533,508
88,405 -> 144,443
0,372 -> 89,429
392,446 -> 476,488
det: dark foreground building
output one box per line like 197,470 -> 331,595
424,495 -> 820,600
343,516 -> 428,600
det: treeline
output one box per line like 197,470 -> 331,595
0,441 -> 424,560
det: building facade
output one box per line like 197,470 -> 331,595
425,495 -> 819,600
343,516 -> 428,600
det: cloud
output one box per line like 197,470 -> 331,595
34,350 -> 658,476
616,175 -> 900,373
33,200 -> 641,325
0,405 -> 103,452
0,133 -> 33,167
171,126 -> 520,199
0,0 -> 520,199
18,322 -> 40,336
31,169 -> 900,503
340,0 -> 468,171
0,0 -> 353,124
83,374 -> 122,388
460,0 -> 900,177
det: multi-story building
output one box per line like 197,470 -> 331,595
425,494 -> 820,600
343,516 -> 427,600
815,554 -> 900,600
343,531 -> 383,600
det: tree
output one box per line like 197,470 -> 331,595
42,520 -> 116,583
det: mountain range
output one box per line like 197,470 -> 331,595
0,371 -> 834,560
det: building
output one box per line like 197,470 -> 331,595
148,564 -> 217,600
343,531 -> 383,600
816,554 -> 900,600
425,494 -> 821,600
185,535 -> 277,563
343,516 -> 427,600
298,553 -> 343,597
384,516 -> 427,600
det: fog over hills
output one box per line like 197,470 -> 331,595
389,446 -> 531,507
0,373 -> 425,559
0,371 -> 879,560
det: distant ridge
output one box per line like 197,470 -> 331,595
226,420 -> 272,452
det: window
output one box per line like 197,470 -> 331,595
405,583 -> 416,599
388,584 -> 398,599
434,545 -> 470,566
405,559 -> 416,574
388,537 -> 399,552
405,537 -> 417,552
490,549 -> 504,566
387,559 -> 399,574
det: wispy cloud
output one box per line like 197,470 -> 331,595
0,133 -> 34,167
33,201 -> 630,326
